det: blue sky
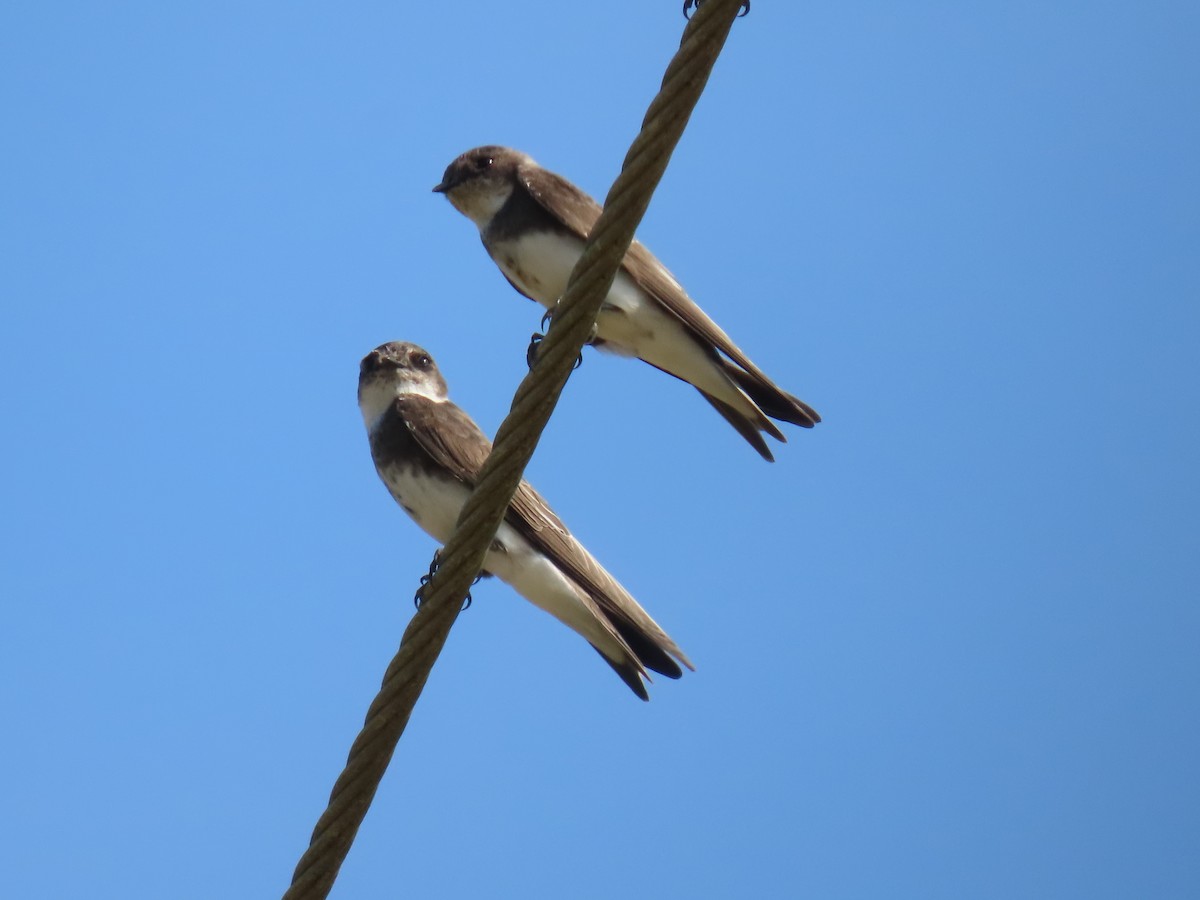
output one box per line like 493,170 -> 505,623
2,2 -> 1198,898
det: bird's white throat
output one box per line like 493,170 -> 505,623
359,377 -> 446,431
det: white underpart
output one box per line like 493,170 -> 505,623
359,376 -> 446,430
494,230 -> 755,414
375,460 -> 631,665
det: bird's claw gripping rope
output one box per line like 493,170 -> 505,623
415,550 -> 478,611
526,332 -> 546,370
684,0 -> 749,18
526,306 -> 589,371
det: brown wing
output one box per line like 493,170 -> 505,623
393,395 -> 493,484
519,162 -> 749,369
508,482 -> 691,678
520,162 -> 818,427
395,394 -> 691,677
518,162 -> 605,238
394,398 -> 592,559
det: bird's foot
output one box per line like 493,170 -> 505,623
526,331 -> 546,370
413,549 -> 479,612
525,305 -> 591,371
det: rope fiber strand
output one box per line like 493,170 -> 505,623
283,2 -> 747,896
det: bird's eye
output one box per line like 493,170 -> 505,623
412,353 -> 432,370
475,155 -> 493,171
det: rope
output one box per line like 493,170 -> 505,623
283,2 -> 747,896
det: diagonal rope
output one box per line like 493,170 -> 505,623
283,2 -> 747,896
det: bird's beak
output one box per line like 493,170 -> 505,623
432,182 -> 448,193
359,350 -> 382,375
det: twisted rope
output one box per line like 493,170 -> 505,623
283,2 -> 746,896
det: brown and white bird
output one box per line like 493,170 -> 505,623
434,145 -> 820,461
358,340 -> 692,699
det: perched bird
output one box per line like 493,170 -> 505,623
433,145 -> 820,461
358,340 -> 692,699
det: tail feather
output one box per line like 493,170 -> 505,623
722,361 -> 820,428
591,645 -> 650,701
608,615 -> 687,680
699,391 -> 778,462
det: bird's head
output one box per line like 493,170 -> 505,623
432,145 -> 530,227
358,341 -> 448,429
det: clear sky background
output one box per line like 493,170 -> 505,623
3,3 -> 1198,898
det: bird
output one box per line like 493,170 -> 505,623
358,340 -> 693,699
433,144 -> 820,461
